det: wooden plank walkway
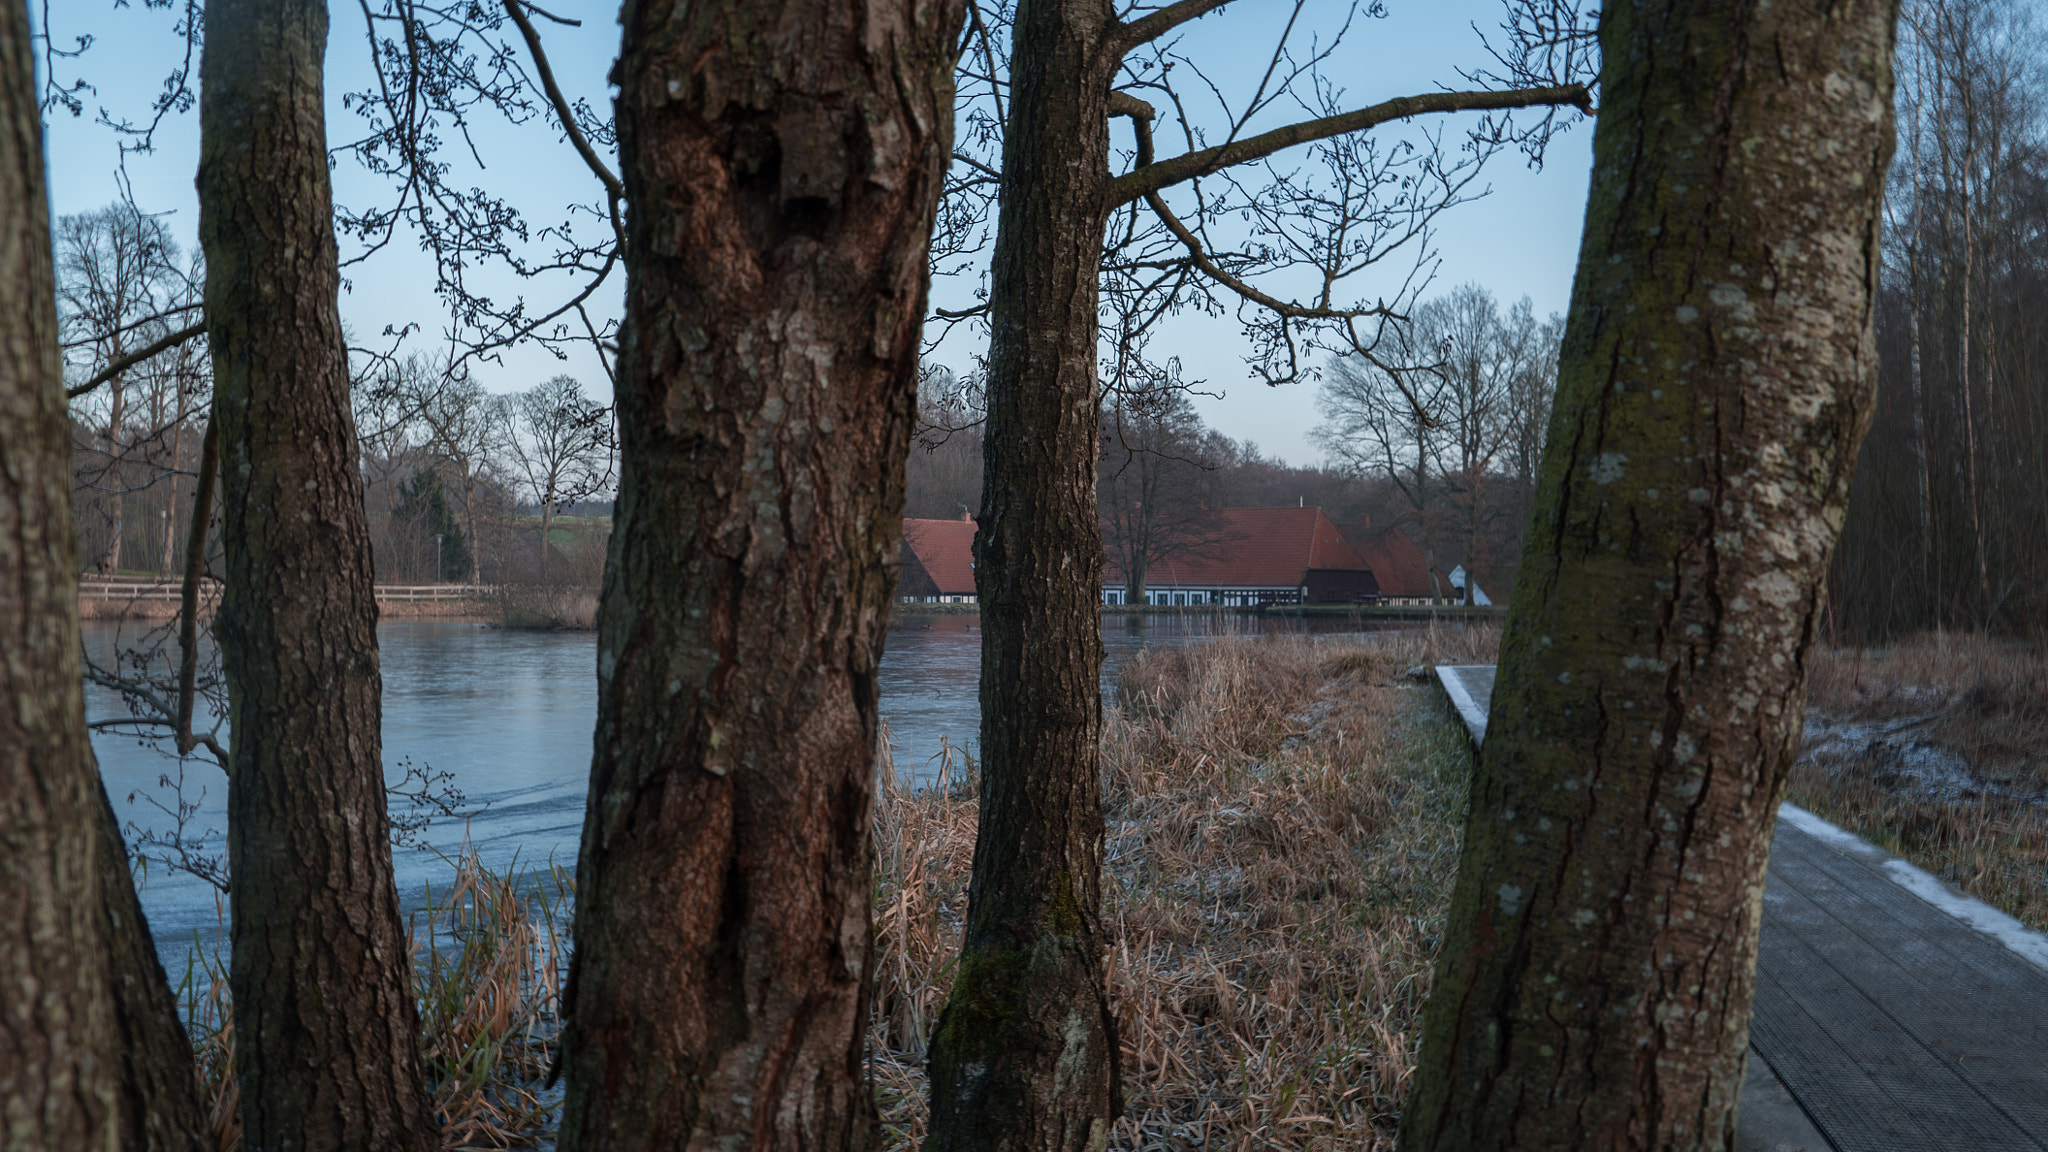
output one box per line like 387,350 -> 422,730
1434,665 -> 2048,1152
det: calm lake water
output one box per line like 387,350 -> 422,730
84,612 -> 1393,969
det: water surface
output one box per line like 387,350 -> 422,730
84,611 -> 1394,966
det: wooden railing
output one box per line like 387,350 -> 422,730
375,584 -> 493,601
77,577 -> 492,602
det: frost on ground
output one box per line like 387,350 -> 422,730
868,626 -> 1500,1151
1787,633 -> 2048,930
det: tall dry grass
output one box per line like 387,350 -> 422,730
870,625 -> 1497,1150
181,850 -> 573,1151
1792,633 -> 2048,929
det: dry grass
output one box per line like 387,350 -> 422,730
869,624 -> 1497,1150
411,853 -> 571,1148
181,850 -> 573,1151
492,584 -> 599,630
1791,632 -> 2048,930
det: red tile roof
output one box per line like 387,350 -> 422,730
902,517 -> 978,595
1341,525 -> 1434,599
1108,507 -> 1370,588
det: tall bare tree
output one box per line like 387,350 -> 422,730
1832,0 -> 2048,638
413,368 -> 507,585
554,0 -> 963,1146
1398,0 -> 1898,1147
57,203 -> 193,573
1098,387 -> 1224,603
504,373 -> 611,582
197,0 -> 437,1145
1314,298 -> 1462,602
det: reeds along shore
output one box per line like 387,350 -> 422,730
1789,633 -> 2048,931
180,851 -> 573,1152
871,626 -> 1500,1151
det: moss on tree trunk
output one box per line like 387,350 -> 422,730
1398,2 -> 1899,1149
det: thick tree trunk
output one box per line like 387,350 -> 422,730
555,0 -> 959,1147
92,779 -> 214,1152
924,2 -> 1123,1149
1398,2 -> 1897,1149
0,3 -> 121,1140
198,0 -> 438,1148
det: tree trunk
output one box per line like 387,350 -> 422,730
0,3 -> 121,1138
555,0 -> 959,1147
462,477 -> 482,585
104,366 -> 127,574
92,779 -> 214,1152
161,410 -> 187,577
537,486 -> 555,584
1398,2 -> 1897,1149
924,2 -> 1123,1149
197,0 -> 437,1147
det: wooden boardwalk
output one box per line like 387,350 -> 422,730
1435,665 -> 2048,1152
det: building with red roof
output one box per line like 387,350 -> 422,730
1101,507 -> 1379,606
899,516 -> 979,602
1340,525 -> 1440,605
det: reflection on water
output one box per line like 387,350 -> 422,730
84,610 -> 1406,967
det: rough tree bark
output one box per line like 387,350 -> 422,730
91,780 -> 214,1152
555,0 -> 961,1147
0,2 -> 120,1141
197,0 -> 438,1147
923,5 -> 1123,1149
1397,2 -> 1898,1149
3,18 -> 216,1146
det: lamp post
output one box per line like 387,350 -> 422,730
434,533 -> 444,584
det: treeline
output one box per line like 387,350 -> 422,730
59,204 -> 616,588
907,284 -> 1564,600
1832,0 -> 2048,640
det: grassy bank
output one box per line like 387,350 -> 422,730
1789,633 -> 2048,930
176,626 -> 1500,1149
871,626 -> 1497,1150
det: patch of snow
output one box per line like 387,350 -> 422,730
1781,803 -> 2048,976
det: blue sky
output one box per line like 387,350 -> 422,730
39,0 -> 1593,467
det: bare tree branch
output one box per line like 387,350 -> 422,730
65,319 -> 205,400
502,0 -> 624,232
1112,0 -> 1238,54
175,420 -> 219,757
1109,82 -> 1591,206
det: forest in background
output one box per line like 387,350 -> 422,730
59,205 -> 616,589
915,0 -> 2048,638
908,284 -> 1563,600
1832,0 -> 2048,640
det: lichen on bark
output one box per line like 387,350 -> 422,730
1399,1 -> 1900,1149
